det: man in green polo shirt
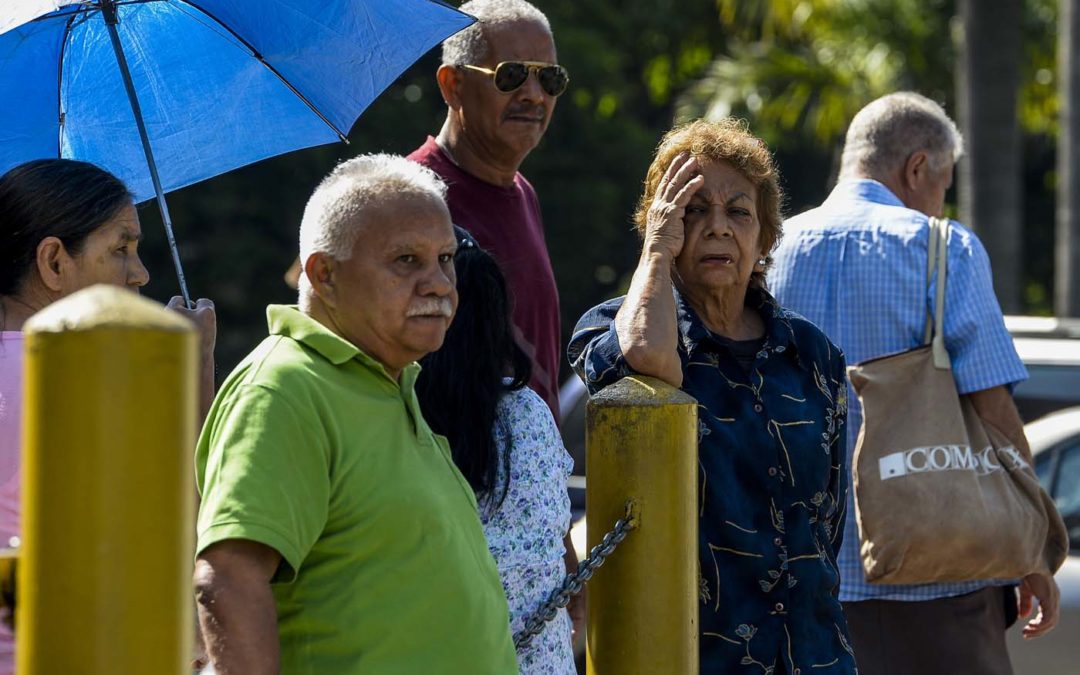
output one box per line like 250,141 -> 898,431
193,154 -> 518,674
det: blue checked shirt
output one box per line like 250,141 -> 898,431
769,179 -> 1028,602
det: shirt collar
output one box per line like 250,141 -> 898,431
266,305 -> 420,384
675,286 -> 802,365
826,178 -> 906,209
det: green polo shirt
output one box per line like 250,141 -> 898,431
196,305 -> 517,674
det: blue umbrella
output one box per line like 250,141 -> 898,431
0,0 -> 473,305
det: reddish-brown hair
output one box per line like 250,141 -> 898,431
634,119 -> 783,286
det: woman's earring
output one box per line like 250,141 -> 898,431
757,257 -> 767,267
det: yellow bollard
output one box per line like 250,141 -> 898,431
18,285 -> 196,674
586,376 -> 699,675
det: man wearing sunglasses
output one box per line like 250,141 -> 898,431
409,0 -> 566,425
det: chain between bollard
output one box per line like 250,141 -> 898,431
513,501 -> 638,650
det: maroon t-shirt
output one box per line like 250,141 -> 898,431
409,136 -> 561,419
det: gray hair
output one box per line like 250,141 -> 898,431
298,154 -> 447,298
441,0 -> 552,66
839,92 -> 964,180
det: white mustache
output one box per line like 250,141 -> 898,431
406,298 -> 454,318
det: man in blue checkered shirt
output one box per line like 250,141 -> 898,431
770,92 -> 1060,675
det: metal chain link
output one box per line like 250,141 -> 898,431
512,502 -> 637,650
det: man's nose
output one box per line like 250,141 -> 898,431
516,68 -> 546,102
419,263 -> 454,296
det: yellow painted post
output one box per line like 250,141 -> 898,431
586,375 -> 699,675
18,285 -> 196,674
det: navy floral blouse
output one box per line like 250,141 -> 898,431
568,287 -> 857,675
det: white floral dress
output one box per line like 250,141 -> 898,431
480,385 -> 576,675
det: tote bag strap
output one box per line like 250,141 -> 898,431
922,216 -> 951,369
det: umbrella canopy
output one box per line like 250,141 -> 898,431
0,0 -> 472,202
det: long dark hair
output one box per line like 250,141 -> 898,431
416,233 -> 531,509
0,159 -> 132,298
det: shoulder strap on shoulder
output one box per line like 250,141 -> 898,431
924,217 -> 951,369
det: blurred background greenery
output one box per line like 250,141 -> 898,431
134,0 -> 1064,382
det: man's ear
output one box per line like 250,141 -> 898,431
903,150 -> 931,191
35,236 -> 67,293
436,64 -> 464,111
304,252 -> 337,309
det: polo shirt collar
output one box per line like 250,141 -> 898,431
266,305 -> 420,383
675,286 -> 802,365
826,178 -> 905,209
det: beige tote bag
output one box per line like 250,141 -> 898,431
849,217 -> 1067,584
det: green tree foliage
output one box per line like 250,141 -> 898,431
677,0 -> 1060,314
677,0 -> 1058,159
677,0 -> 955,150
1021,0 -> 1059,136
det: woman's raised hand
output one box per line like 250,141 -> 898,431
643,152 -> 705,260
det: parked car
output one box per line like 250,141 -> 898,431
1006,315 -> 1080,422
1007,406 -> 1080,674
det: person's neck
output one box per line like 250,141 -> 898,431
302,296 -> 401,381
1,288 -> 55,332
849,170 -> 907,204
681,283 -> 763,341
436,121 -> 522,188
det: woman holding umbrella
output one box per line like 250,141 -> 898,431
0,158 -> 216,672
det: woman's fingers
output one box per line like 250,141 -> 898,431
664,154 -> 699,201
655,151 -> 687,197
672,173 -> 705,207
658,152 -> 698,201
644,151 -> 702,259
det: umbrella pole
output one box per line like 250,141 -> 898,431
101,0 -> 192,308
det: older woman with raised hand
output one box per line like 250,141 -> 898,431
568,120 -> 856,674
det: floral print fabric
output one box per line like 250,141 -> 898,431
480,385 -> 576,675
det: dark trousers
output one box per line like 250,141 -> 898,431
842,587 -> 1013,675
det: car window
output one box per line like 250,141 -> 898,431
1051,442 -> 1080,550
1035,450 -> 1055,489
1013,364 -> 1080,422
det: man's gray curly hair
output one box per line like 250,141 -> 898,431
441,0 -> 552,66
839,92 -> 964,180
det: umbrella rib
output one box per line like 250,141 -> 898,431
55,11 -> 82,158
172,0 -> 350,144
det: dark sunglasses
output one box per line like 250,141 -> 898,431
461,61 -> 570,97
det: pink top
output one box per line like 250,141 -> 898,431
0,332 -> 21,674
